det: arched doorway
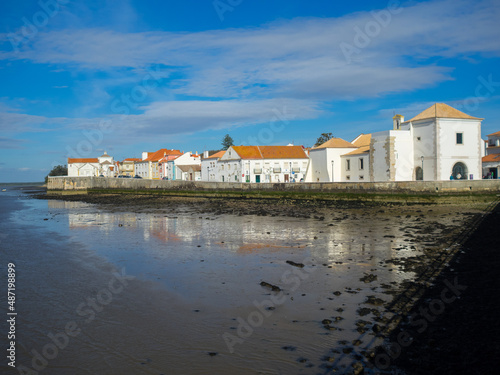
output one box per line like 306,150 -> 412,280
452,162 -> 468,180
415,167 -> 423,181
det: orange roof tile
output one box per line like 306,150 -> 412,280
68,158 -> 99,163
487,131 -> 500,137
482,154 -> 500,162
343,145 -> 370,156
206,150 -> 226,159
144,148 -> 183,162
351,133 -> 371,147
314,137 -> 355,149
123,158 -> 141,162
259,146 -> 308,159
408,103 -> 482,122
232,145 -> 308,159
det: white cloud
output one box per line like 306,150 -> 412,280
1,0 -> 499,143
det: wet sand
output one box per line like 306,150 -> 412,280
381,201 -> 500,374
1,189 -> 496,374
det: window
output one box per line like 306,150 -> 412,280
359,175 -> 364,180
346,159 -> 351,171
346,175 -> 350,180
359,158 -> 364,170
456,133 -> 463,145
417,137 -> 421,141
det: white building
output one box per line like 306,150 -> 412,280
370,103 -> 483,181
218,145 -> 309,183
67,151 -> 115,177
159,152 -> 201,180
135,149 -> 182,179
340,134 -> 371,182
201,150 -> 226,182
305,138 -> 357,182
482,131 -> 500,178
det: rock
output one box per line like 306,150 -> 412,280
260,281 -> 282,292
365,296 -> 385,306
286,260 -> 305,268
360,273 -> 378,283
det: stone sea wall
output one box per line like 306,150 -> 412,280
47,176 -> 500,195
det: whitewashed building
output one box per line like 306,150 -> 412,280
218,145 -> 309,183
482,131 -> 500,178
305,138 -> 357,182
370,103 -> 483,181
201,150 -> 226,182
135,149 -> 182,179
159,152 -> 201,180
67,151 -> 115,177
340,134 -> 371,182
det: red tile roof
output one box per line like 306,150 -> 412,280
482,154 -> 500,162
206,150 -> 226,159
68,158 -> 99,163
487,131 -> 500,137
231,145 -> 308,159
123,158 -> 142,162
143,149 -> 183,162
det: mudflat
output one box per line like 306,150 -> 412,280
26,191 -> 496,374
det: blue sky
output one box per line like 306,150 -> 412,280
1,0 -> 499,182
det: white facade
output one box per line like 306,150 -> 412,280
307,146 -> 356,182
370,105 -> 483,181
340,152 -> 370,182
161,152 -> 201,180
68,152 -> 115,177
201,151 -> 225,182
482,131 -> 500,178
218,146 -> 309,183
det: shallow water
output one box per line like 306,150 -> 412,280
0,188 -> 477,374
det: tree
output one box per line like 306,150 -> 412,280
45,165 -> 68,183
221,134 -> 234,150
314,132 -> 333,147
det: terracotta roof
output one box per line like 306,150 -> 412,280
487,131 -> 500,137
177,164 -> 202,172
158,155 -> 181,163
143,149 -> 182,162
231,145 -> 308,159
123,158 -> 141,162
482,154 -> 500,162
343,145 -> 370,156
206,150 -> 226,159
68,158 -> 99,163
351,134 -> 371,147
259,146 -> 308,159
408,103 -> 482,122
314,137 -> 355,149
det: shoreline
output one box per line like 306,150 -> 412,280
32,190 -> 500,373
375,200 -> 500,374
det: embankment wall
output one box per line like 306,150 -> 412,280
47,176 -> 500,195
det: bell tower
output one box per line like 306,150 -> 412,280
393,114 -> 404,130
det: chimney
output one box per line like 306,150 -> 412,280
393,114 -> 404,130
203,151 -> 209,158
142,152 -> 148,160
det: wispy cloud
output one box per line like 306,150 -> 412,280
2,0 -> 498,103
0,137 -> 28,149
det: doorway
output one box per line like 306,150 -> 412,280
452,162 -> 468,180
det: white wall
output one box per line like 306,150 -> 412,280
307,147 -> 356,182
340,154 -> 369,182
436,119 -> 482,180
